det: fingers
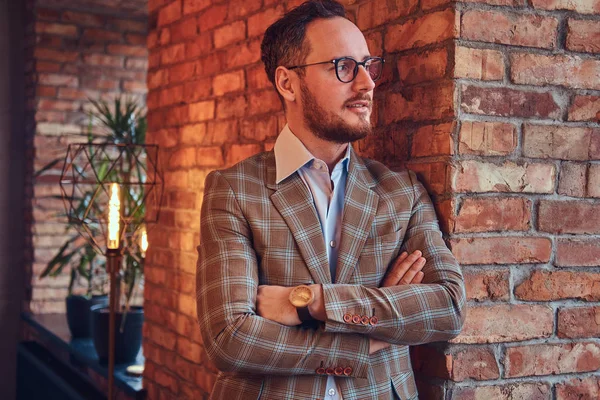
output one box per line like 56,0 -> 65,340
413,271 -> 425,284
398,256 -> 425,285
381,250 -> 426,287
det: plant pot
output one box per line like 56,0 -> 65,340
90,305 -> 144,364
66,295 -> 109,338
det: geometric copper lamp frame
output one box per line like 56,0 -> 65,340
59,143 -> 163,256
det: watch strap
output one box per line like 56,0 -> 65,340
296,306 -> 314,322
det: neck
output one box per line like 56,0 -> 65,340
287,117 -> 348,173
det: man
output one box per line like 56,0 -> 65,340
196,1 -> 466,399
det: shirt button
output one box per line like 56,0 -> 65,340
328,388 -> 335,396
330,240 -> 336,248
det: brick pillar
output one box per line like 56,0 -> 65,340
445,1 -> 600,399
145,0 -> 600,398
25,1 -> 148,314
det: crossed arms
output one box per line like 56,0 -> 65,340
196,169 -> 466,379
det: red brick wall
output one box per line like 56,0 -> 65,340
143,0 -> 288,396
443,1 -> 600,398
25,0 -> 148,313
145,0 -> 600,398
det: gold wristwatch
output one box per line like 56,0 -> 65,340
289,285 -> 315,322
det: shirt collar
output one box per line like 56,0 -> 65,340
274,124 -> 351,184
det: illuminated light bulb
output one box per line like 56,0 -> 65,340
140,225 -> 148,258
107,183 -> 120,250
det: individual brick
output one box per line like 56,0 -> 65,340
531,0 -> 600,14
558,306 -> 600,339
198,4 -> 228,32
515,270 -> 600,301
453,304 -> 553,344
247,5 -> 284,38
386,10 -> 457,52
212,70 -> 245,96
453,160 -> 555,194
511,53 -> 600,90
188,100 -> 215,122
411,123 -> 454,157
183,0 -> 211,15
454,197 -> 531,232
504,342 -> 600,377
451,237 -> 551,264
557,239 -> 600,267
463,268 -> 510,301
461,85 -> 561,119
556,377 -> 600,400
213,20 -> 246,49
356,0 -> 418,30
451,347 -> 500,381
461,10 -> 558,49
458,121 -> 516,156
452,383 -> 551,400
454,46 -> 504,81
568,95 -> 600,122
383,81 -> 454,123
558,162 -> 587,197
538,200 -> 600,234
226,144 -> 262,166
523,125 -> 598,161
397,48 -> 448,85
567,19 -> 600,53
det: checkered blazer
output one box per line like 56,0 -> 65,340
196,146 -> 466,400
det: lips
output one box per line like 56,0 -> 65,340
345,100 -> 372,110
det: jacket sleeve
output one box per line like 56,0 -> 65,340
321,171 -> 466,345
196,170 -> 371,378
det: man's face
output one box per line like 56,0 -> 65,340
297,17 -> 376,144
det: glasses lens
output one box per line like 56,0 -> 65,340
366,58 -> 383,81
336,58 -> 357,82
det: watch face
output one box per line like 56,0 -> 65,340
289,285 -> 314,307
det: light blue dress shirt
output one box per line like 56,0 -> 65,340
274,125 -> 349,400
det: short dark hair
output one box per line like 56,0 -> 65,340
260,0 -> 346,99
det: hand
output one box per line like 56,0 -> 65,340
381,250 -> 426,287
256,285 -> 301,326
370,250 -> 426,354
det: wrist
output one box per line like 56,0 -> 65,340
307,284 -> 325,321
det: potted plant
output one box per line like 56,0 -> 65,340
39,232 -> 109,338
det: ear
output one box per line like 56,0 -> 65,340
274,66 -> 296,104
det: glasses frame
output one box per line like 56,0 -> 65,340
286,56 -> 385,83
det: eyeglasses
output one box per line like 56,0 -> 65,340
286,56 -> 385,83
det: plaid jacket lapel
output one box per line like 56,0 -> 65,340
267,160 -> 332,284
335,147 -> 379,284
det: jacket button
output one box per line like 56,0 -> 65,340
369,316 -> 379,326
343,313 -> 353,323
361,315 -> 370,325
352,315 -> 361,324
325,367 -> 334,375
334,366 -> 344,375
316,367 -> 326,374
343,367 -> 353,376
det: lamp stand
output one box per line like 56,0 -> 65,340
106,248 -> 121,400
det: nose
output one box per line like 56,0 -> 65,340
352,65 -> 376,92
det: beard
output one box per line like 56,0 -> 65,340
300,78 -> 372,144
